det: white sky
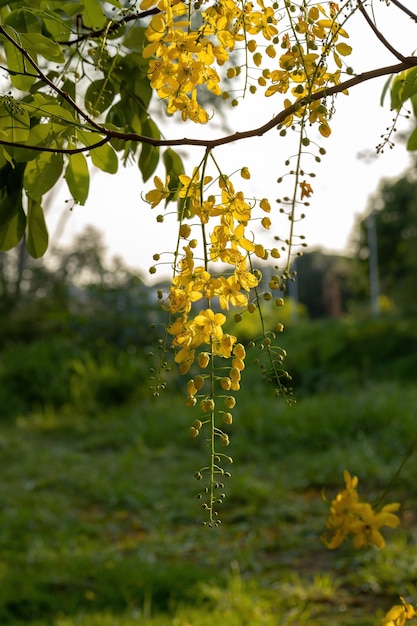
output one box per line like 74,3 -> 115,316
46,0 -> 417,281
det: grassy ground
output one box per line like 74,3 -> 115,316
1,376 -> 417,625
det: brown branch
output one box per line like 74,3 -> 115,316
0,136 -> 110,154
57,8 -> 160,46
390,0 -> 417,23
358,1 -> 406,62
97,57 -> 417,149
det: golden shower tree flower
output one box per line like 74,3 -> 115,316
323,471 -> 400,550
145,176 -> 171,208
382,597 -> 417,626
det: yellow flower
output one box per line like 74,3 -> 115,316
145,175 -> 171,208
193,309 -> 226,343
213,333 -> 237,358
323,471 -> 401,550
382,597 -> 417,626
349,501 -> 400,549
216,275 -> 248,310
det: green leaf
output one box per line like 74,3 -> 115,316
139,143 -> 159,183
42,10 -> 73,39
0,101 -> 31,144
76,130 -> 118,173
90,142 -> 118,174
18,32 -> 65,63
65,153 -> 90,205
380,75 -> 393,107
82,0 -> 107,29
0,192 -> 26,251
411,92 -> 417,118
122,26 -> 148,53
24,152 -> 63,199
2,35 -> 37,91
406,125 -> 417,151
26,198 -> 49,258
4,8 -> 42,34
28,93 -> 79,123
85,79 -> 116,117
390,67 -> 417,111
138,118 -> 160,182
399,67 -> 417,103
163,147 -> 185,204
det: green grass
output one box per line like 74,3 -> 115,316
2,376 -> 417,625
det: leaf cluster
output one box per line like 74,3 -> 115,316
0,0 -> 185,256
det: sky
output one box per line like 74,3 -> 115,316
46,0 -> 417,281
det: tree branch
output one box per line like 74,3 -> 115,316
97,57 -> 417,150
390,0 -> 417,23
358,1 -> 406,62
0,136 -> 110,154
57,8 -> 160,46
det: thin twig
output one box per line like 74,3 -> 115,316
0,137 -> 110,154
358,1 -> 406,61
57,8 -> 160,46
0,25 -> 104,132
390,0 -> 417,23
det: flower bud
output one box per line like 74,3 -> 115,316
198,352 -> 210,368
187,379 -> 197,395
233,344 -> 246,359
185,395 -> 197,407
229,367 -> 241,382
220,377 -> 232,391
200,398 -> 215,412
224,396 -> 236,409
194,375 -> 204,390
232,357 -> 245,371
179,223 -> 191,238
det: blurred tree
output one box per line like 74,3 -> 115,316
352,169 -> 417,314
295,250 -> 353,319
0,226 -> 161,348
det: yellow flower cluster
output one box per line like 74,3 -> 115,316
145,157 -> 294,525
145,166 -> 271,374
382,598 -> 417,626
262,4 -> 351,136
323,470 -> 401,550
140,0 -> 352,128
168,308 -> 237,374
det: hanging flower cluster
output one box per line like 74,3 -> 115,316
140,0 -> 352,129
145,158 -> 290,523
138,0 -> 359,529
322,470 -> 401,550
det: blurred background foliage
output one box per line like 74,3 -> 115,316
1,163 -> 417,625
2,160 -> 417,417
